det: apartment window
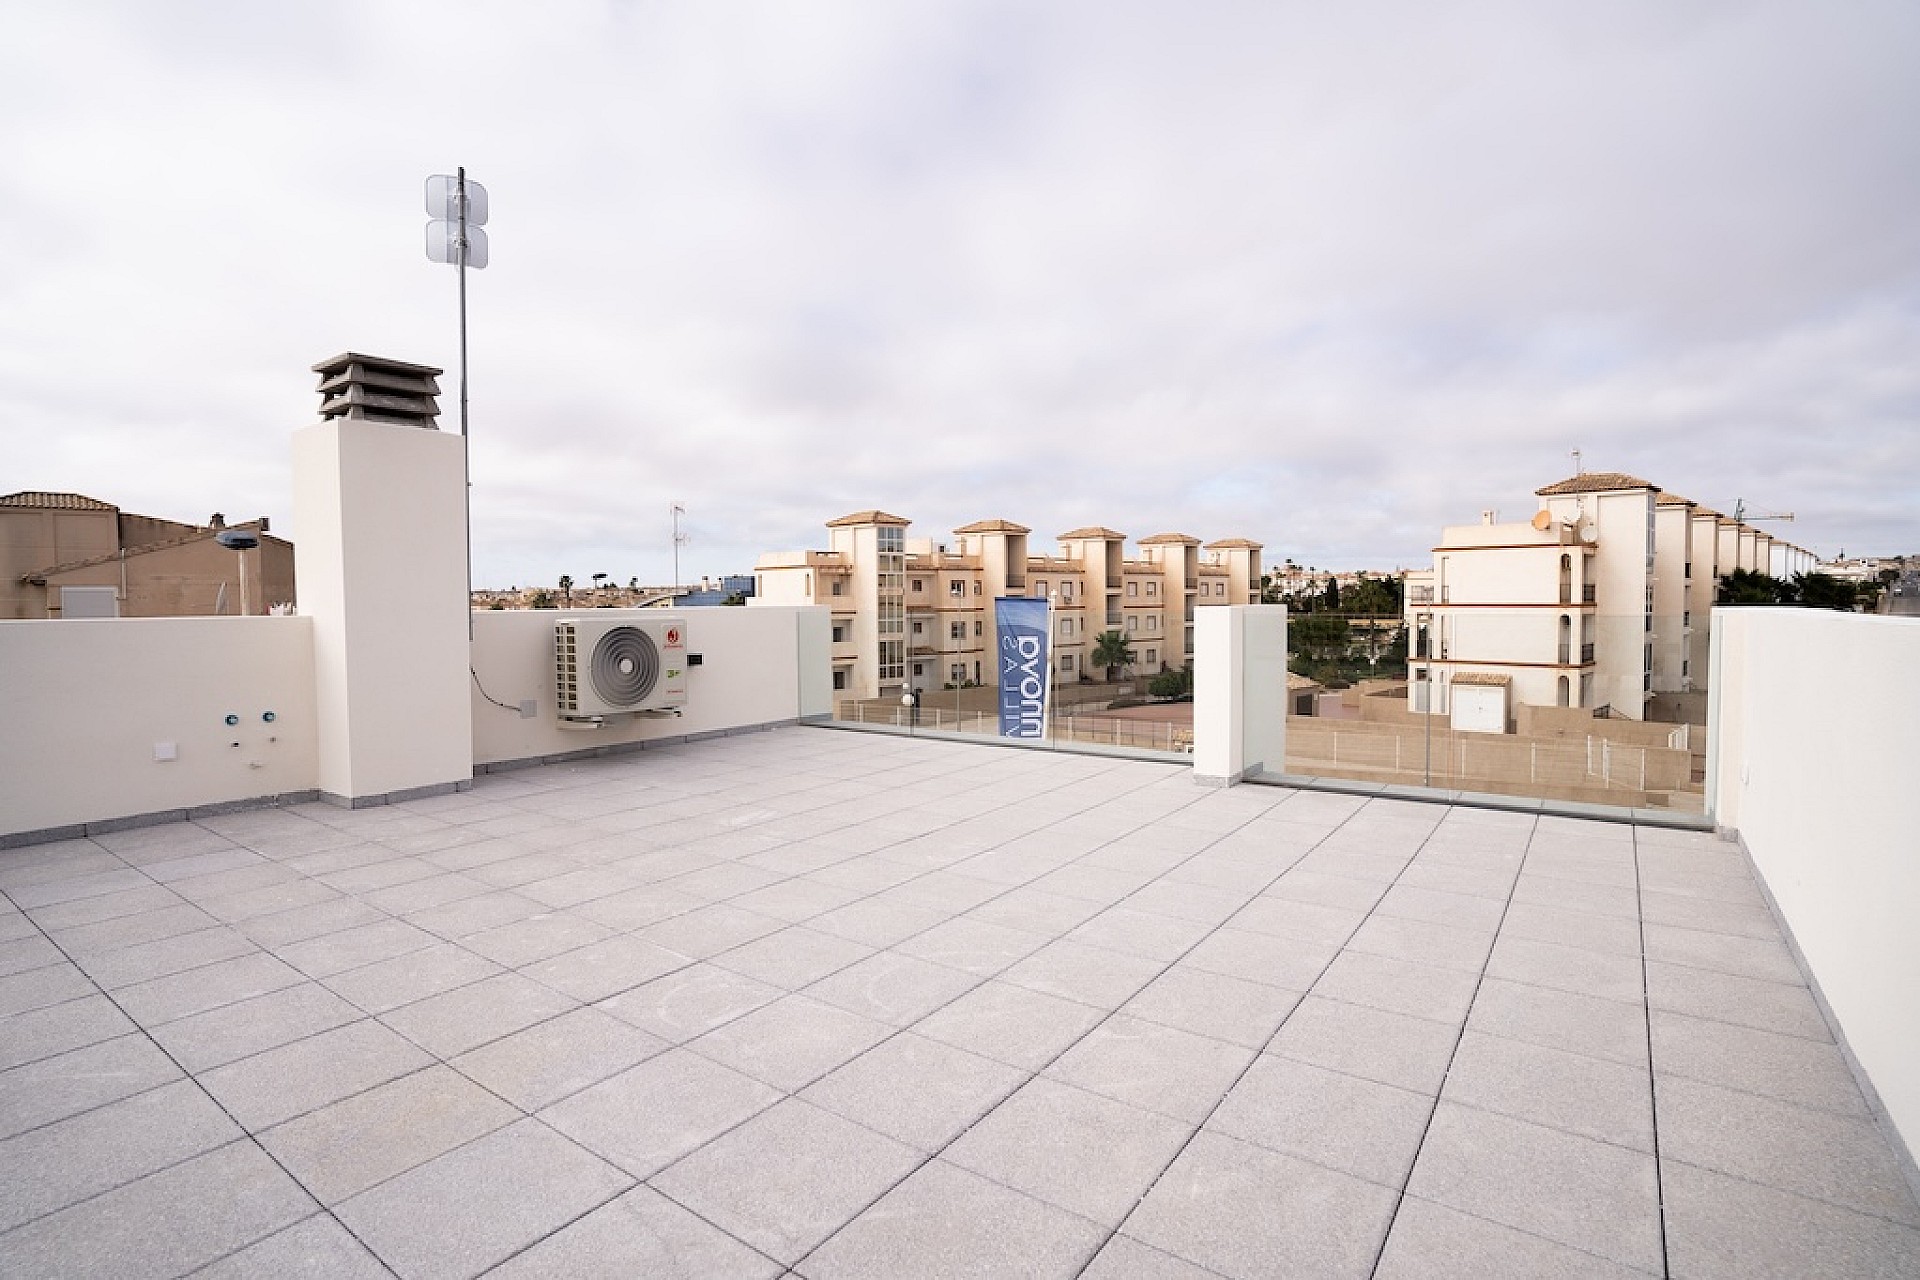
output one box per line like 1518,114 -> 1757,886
1126,581 -> 1138,598
1147,582 -> 1157,597
913,663 -> 924,677
1125,615 -> 1137,633
973,660 -> 981,682
831,624 -> 847,643
1144,648 -> 1157,666
1148,616 -> 1159,632
912,621 -> 924,636
950,663 -> 966,683
1034,579 -> 1048,597
911,579 -> 922,591
949,621 -> 964,640
1061,582 -> 1073,601
830,580 -> 843,596
1061,619 -> 1073,638
973,620 -> 982,637
973,582 -> 982,596
1061,654 -> 1074,674
949,580 -> 965,598
832,671 -> 846,691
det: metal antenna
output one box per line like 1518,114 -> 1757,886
427,171 -> 489,632
672,504 -> 690,600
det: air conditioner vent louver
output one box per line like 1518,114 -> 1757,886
555,617 -> 688,718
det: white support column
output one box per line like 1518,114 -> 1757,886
293,419 -> 473,805
1193,604 -> 1287,786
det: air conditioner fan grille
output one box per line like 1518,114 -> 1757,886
590,626 -> 660,706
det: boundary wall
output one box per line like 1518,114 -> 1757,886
0,617 -> 318,840
1710,608 -> 1920,1190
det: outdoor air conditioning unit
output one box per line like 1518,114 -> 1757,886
554,617 -> 688,719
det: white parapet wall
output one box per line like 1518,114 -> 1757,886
0,617 -> 318,839
1710,607 -> 1920,1174
470,605 -> 833,768
1193,604 -> 1288,786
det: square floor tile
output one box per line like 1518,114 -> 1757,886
1466,977 -> 1650,1069
912,979 -> 1106,1072
1045,1014 -> 1255,1124
1405,1101 -> 1662,1273
198,1019 -> 432,1131
805,951 -> 982,1027
336,1119 -> 632,1280
944,1076 -> 1192,1227
259,1064 -> 518,1203
596,962 -> 784,1043
1121,964 -> 1302,1049
1661,1158 -> 1920,1280
540,1048 -> 782,1177
488,1184 -> 782,1279
652,1098 -> 922,1264
0,1140 -> 315,1279
1267,995 -> 1461,1096
1655,1074 -> 1919,1224
801,1031 -> 1025,1152
688,994 -> 895,1091
452,1006 -> 668,1111
0,1032 -> 180,1138
380,971 -> 579,1059
1122,1129 -> 1398,1279
801,1159 -> 1105,1280
1206,1054 -> 1433,1188
1374,1195 -> 1650,1278
0,1080 -> 240,1232
1443,1029 -> 1655,1152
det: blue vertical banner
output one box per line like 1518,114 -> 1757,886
996,596 -> 1051,738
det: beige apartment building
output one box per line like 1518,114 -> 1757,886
0,492 -> 294,619
1403,472 -> 1813,724
754,512 -> 1261,700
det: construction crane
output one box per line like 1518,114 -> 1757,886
1732,499 -> 1794,524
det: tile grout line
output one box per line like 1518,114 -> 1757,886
1632,826 -> 1674,1279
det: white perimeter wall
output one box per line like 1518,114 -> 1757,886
1711,608 -> 1920,1165
0,618 -> 318,836
471,605 -> 832,766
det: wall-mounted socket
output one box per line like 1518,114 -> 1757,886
153,742 -> 178,762
519,700 -> 538,719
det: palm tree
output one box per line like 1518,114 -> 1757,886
558,574 -> 573,606
1091,630 -> 1136,683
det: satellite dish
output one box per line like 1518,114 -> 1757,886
1579,523 -> 1599,544
1531,510 -> 1553,532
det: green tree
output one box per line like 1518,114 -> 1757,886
1091,630 -> 1136,681
1148,666 -> 1192,699
557,574 -> 574,606
1344,573 -> 1402,617
1323,577 -> 1341,611
1716,568 -> 1788,605
1290,614 -> 1350,660
1794,572 -> 1859,611
529,590 -> 556,609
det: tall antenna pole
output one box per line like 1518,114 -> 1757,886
426,171 -> 489,636
457,167 -> 470,442
672,503 -> 688,600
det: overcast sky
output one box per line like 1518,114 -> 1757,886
4,1 -> 1916,587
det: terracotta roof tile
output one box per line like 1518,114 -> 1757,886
1535,472 -> 1657,496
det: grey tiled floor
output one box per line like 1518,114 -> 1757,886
3,727 -> 1918,1278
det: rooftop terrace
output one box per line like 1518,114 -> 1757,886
3,727 -> 1915,1277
